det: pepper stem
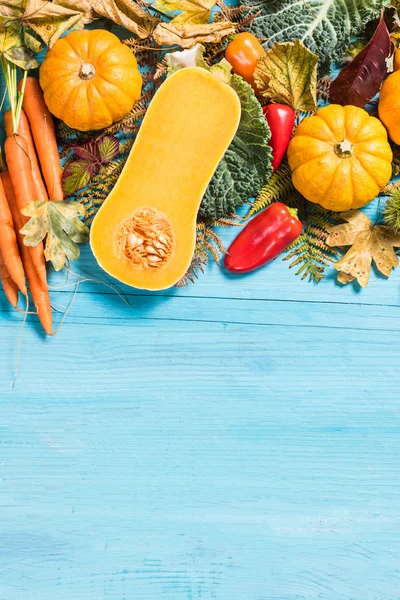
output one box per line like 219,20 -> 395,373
287,206 -> 299,220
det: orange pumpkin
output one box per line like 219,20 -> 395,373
39,30 -> 142,132
288,104 -> 392,212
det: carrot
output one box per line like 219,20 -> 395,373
1,172 -> 52,334
0,251 -> 19,309
4,134 -> 47,286
0,175 -> 27,295
18,77 -> 63,201
4,109 -> 48,202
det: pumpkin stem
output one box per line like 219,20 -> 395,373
334,139 -> 353,158
79,63 -> 96,80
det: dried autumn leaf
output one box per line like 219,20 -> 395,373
326,210 -> 400,287
153,21 -> 235,48
155,0 -> 216,25
330,11 -> 391,107
0,20 -> 39,69
22,0 -> 87,47
254,39 -> 318,112
20,200 -> 89,271
53,0 -> 94,21
85,0 -> 157,39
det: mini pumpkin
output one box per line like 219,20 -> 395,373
39,29 -> 142,132
287,104 -> 392,212
379,70 -> 400,144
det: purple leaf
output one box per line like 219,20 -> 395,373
62,159 -> 99,196
97,135 -> 120,163
330,11 -> 391,108
74,141 -> 101,163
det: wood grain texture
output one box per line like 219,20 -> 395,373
1,24 -> 400,600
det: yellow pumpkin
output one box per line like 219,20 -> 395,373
287,104 -> 392,212
379,70 -> 400,143
90,67 -> 241,290
39,30 -> 142,131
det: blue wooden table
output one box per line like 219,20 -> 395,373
1,39 -> 400,600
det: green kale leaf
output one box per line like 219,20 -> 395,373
240,0 -> 388,74
200,75 -> 273,220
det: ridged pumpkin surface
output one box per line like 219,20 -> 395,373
287,104 -> 392,211
379,70 -> 400,144
90,67 -> 241,290
39,30 -> 142,131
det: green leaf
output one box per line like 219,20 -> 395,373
242,0 -> 389,73
254,39 -> 318,112
97,135 -> 120,163
200,75 -> 273,220
62,159 -> 98,196
20,200 -> 89,271
0,22 -> 40,69
209,58 -> 232,84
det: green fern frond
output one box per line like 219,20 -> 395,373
283,197 -> 339,282
177,219 -> 229,286
245,161 -> 293,219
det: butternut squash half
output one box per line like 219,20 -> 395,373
90,67 -> 241,290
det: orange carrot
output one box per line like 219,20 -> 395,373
4,134 -> 47,286
0,176 -> 27,294
0,250 -> 19,309
4,109 -> 48,202
1,172 -> 52,334
18,77 -> 63,201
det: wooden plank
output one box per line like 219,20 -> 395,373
0,319 -> 399,599
2,288 -> 400,332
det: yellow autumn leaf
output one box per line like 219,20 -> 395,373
22,0 -> 88,47
83,0 -> 157,38
326,210 -> 400,287
153,20 -> 235,48
254,39 -> 318,112
155,0 -> 216,25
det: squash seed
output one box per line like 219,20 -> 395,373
114,207 -> 174,270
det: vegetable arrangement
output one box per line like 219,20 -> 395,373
2,0 -> 400,336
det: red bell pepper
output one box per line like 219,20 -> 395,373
263,104 -> 296,171
224,202 -> 302,274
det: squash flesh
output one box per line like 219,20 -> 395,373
90,67 -> 241,290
